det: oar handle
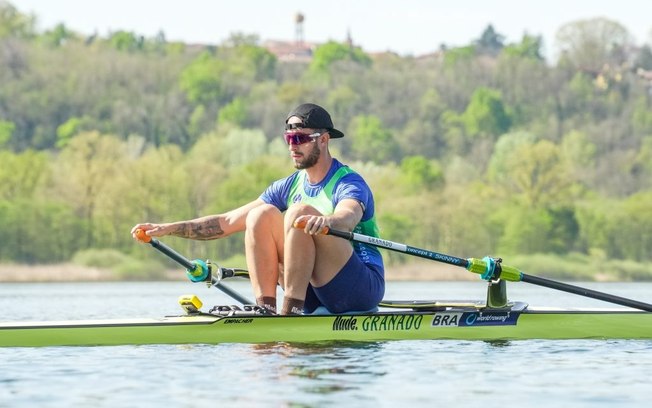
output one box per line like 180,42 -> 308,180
292,219 -> 331,235
134,229 -> 208,282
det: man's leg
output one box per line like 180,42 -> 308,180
245,204 -> 284,313
282,203 -> 354,314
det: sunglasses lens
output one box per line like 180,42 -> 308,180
284,133 -> 312,145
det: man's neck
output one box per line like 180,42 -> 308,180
304,154 -> 333,184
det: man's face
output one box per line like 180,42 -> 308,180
292,138 -> 320,169
285,116 -> 322,169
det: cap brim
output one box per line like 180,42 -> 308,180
328,128 -> 344,138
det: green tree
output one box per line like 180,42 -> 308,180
217,98 -> 247,127
310,41 -> 372,73
399,155 -> 444,189
632,96 -> 652,135
348,114 -> 399,164
179,52 -> 225,105
442,45 -> 476,68
493,201 -> 581,256
184,135 -> 229,216
399,88 -> 447,158
214,43 -> 277,104
0,1 -> 35,38
326,85 -> 362,126
555,17 -> 632,72
0,149 -> 47,200
50,132 -> 127,247
495,40 -> 550,129
560,130 -> 597,185
502,34 -> 544,60
221,128 -> 269,167
0,198 -> 85,262
56,116 -> 92,148
487,131 -> 538,183
108,30 -> 144,52
462,87 -> 512,139
474,24 -> 505,56
606,192 -> 652,261
0,119 -> 14,147
229,43 -> 277,81
435,184 -> 497,256
500,140 -> 573,207
581,194 -> 652,262
101,143 -> 195,252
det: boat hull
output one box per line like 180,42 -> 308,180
1,306 -> 651,347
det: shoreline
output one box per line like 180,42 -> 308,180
0,262 -> 475,282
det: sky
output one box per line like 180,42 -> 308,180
11,0 -> 652,61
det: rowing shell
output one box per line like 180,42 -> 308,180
5,232 -> 650,347
2,301 -> 651,347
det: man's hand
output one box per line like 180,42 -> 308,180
130,223 -> 172,241
293,215 -> 331,235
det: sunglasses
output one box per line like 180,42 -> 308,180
283,131 -> 323,145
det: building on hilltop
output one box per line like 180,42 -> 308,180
262,39 -> 315,62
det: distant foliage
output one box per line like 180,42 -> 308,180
348,114 -> 399,163
502,34 -> 544,60
0,120 -> 15,147
556,17 -> 632,73
399,156 -> 444,189
462,87 -> 512,138
0,1 -> 35,39
310,41 -> 372,73
180,52 -> 225,105
1,3 -> 652,278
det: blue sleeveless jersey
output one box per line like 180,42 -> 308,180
260,159 -> 384,271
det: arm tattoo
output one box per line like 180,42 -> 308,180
171,218 -> 224,240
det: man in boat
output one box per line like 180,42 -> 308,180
131,103 -> 384,315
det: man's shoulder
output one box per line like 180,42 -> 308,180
332,159 -> 364,179
332,162 -> 367,185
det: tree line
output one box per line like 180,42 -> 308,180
1,2 -> 651,279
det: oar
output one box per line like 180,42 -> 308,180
294,221 -> 652,312
134,229 -> 253,305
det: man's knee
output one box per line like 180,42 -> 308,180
246,204 -> 282,230
285,203 -> 321,221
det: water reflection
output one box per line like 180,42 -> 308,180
249,340 -> 385,356
483,339 -> 512,348
247,341 -> 388,399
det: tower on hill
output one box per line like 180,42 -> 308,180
295,13 -> 304,44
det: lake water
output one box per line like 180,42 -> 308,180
1,280 -> 652,407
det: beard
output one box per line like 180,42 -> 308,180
294,142 -> 320,169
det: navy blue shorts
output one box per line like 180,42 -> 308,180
303,252 -> 385,314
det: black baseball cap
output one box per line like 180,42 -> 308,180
285,103 -> 344,138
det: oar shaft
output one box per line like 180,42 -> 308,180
212,279 -> 254,305
135,229 -> 254,305
522,274 -> 652,312
134,228 -> 196,270
329,228 -> 469,268
304,223 -> 652,312
148,238 -> 195,270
